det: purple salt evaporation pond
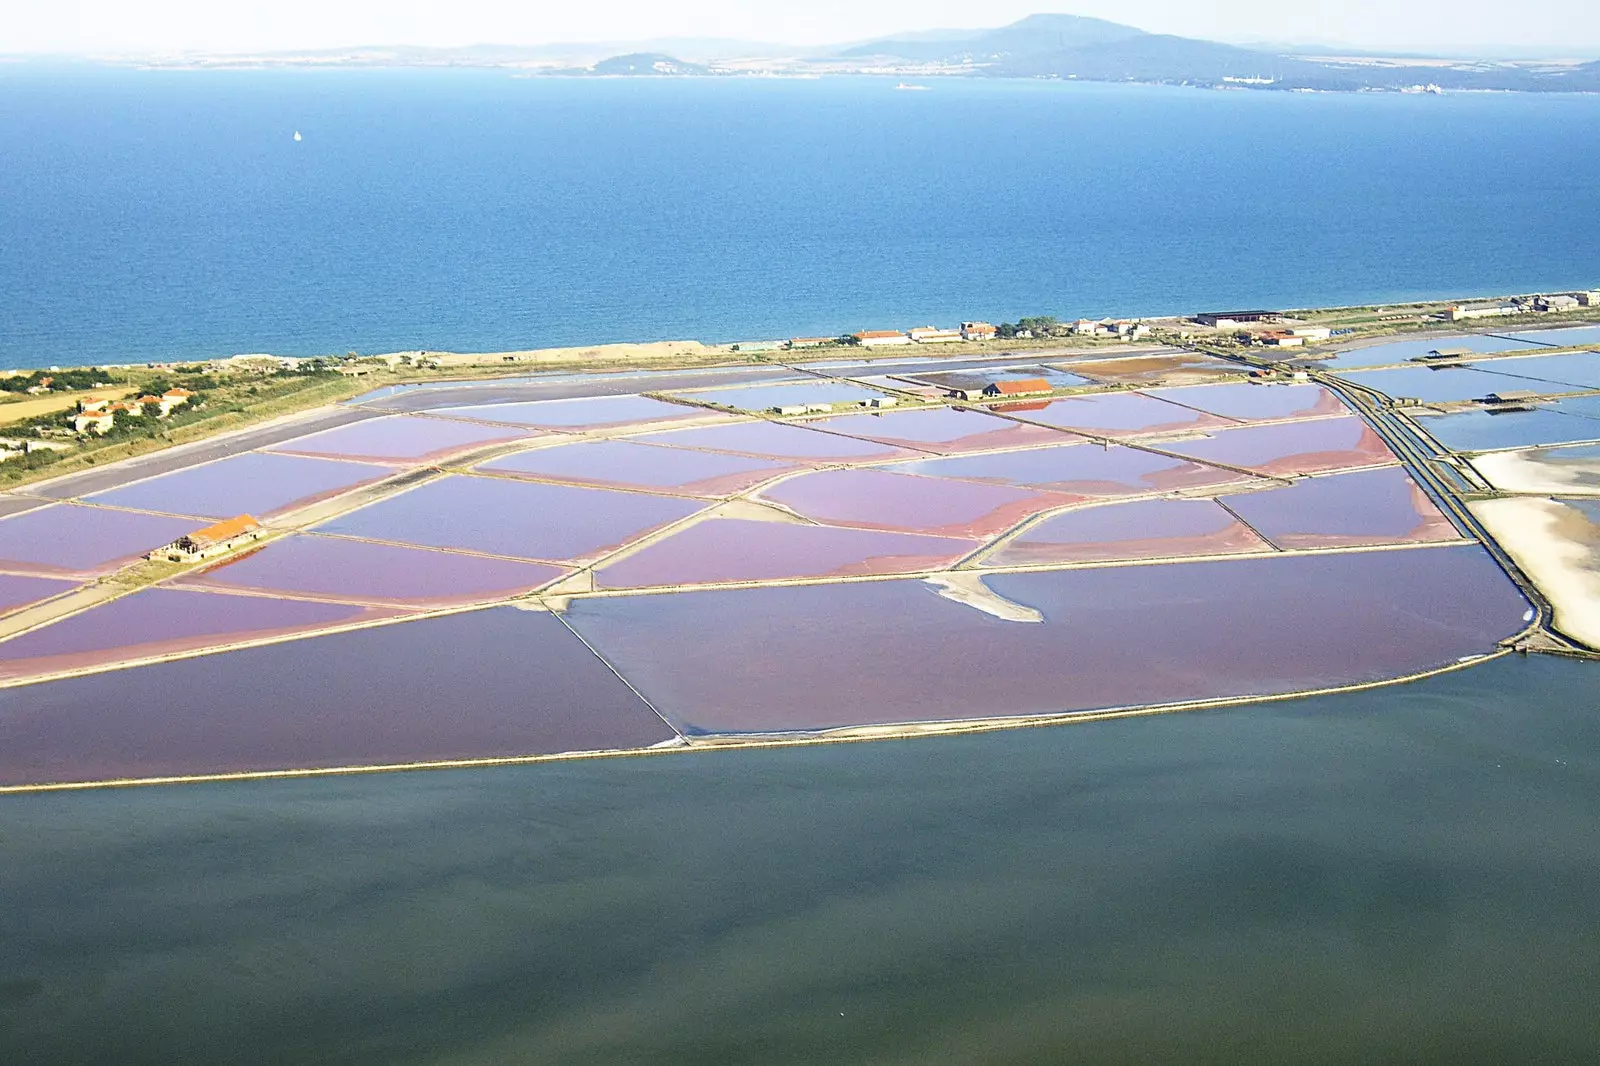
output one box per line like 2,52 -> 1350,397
315,475 -> 706,562
595,518 -> 974,588
566,545 -> 1528,734
0,608 -> 674,787
630,420 -> 914,462
1220,467 -> 1462,550
0,574 -> 79,614
477,439 -> 796,497
1002,392 -> 1234,438
815,406 -> 1070,454
0,588 -> 396,683
84,451 -> 397,520
269,415 -> 532,463
894,443 -> 1256,496
435,395 -> 709,430
179,534 -> 567,607
985,499 -> 1268,566
1145,383 -> 1349,423
0,505 -> 196,578
756,468 -> 1073,538
1158,416 -> 1398,476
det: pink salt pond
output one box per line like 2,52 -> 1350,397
434,395 -> 709,431
595,518 -> 974,588
84,451 -> 398,520
1003,392 -> 1233,438
631,420 -> 913,463
984,499 -> 1268,566
814,406 -> 1070,454
893,443 -> 1257,496
1158,416 -> 1398,476
1220,467 -> 1463,550
564,545 -> 1529,735
1145,383 -> 1349,423
178,534 -> 567,607
756,468 -> 1073,538
0,588 -> 396,683
269,415 -> 532,464
0,608 -> 674,787
0,574 -> 79,614
477,439 -> 796,497
314,475 -> 706,563
0,505 -> 197,578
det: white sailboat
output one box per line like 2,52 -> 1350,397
293,130 -> 303,142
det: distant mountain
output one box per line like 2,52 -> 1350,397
828,12 -> 1600,91
842,14 -> 1146,62
590,53 -> 708,76
105,12 -> 1600,92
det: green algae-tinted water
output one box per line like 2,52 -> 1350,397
3,654 -> 1600,1064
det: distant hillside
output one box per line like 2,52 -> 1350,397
842,14 -> 1145,61
832,12 -> 1600,91
590,53 -> 708,76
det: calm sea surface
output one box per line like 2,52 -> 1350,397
2,70 -> 1600,367
3,654 -> 1599,1063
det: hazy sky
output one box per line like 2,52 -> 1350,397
6,0 -> 1599,55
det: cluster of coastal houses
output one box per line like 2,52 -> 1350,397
766,318 -> 1150,351
72,387 -> 195,435
1443,292 -> 1600,322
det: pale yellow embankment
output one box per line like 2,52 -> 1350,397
1470,496 -> 1600,651
422,340 -> 724,368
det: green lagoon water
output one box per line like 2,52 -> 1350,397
3,655 -> 1599,1064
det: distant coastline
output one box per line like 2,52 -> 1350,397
16,13 -> 1600,94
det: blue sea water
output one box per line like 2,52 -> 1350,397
3,68 -> 1600,368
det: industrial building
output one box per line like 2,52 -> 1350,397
155,515 -> 264,562
1195,310 -> 1282,327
